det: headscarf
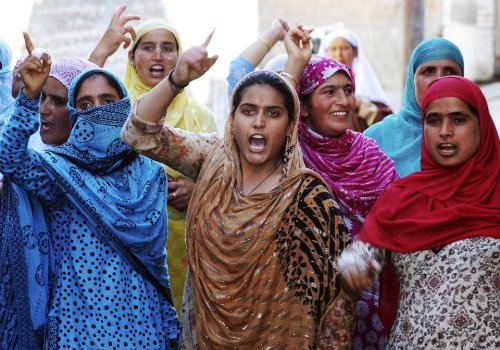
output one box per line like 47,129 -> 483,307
298,56 -> 398,237
318,27 -> 390,106
39,67 -> 173,301
359,75 -> 500,251
185,70 -> 347,348
50,57 -> 97,90
263,53 -> 288,72
363,37 -> 464,177
0,38 -> 14,137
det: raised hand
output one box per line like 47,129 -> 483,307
19,32 -> 51,99
272,18 -> 290,41
89,4 -> 141,67
171,31 -> 219,86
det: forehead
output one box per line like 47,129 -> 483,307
328,37 -> 353,48
77,75 -> 118,95
426,96 -> 475,114
239,84 -> 285,106
137,29 -> 176,45
417,59 -> 462,70
43,77 -> 67,97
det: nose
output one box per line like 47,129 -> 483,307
39,98 -> 50,115
253,111 -> 265,128
335,91 -> 349,106
152,47 -> 163,59
439,118 -> 453,137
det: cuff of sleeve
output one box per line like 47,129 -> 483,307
18,89 -> 41,113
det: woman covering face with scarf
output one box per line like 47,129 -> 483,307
0,59 -> 179,348
339,76 -> 499,349
122,27 -> 355,350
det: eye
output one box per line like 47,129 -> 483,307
103,98 -> 117,105
162,45 -> 175,53
141,44 -> 153,52
425,117 -> 440,125
454,117 -> 466,124
444,67 -> 458,76
240,106 -> 254,116
423,67 -> 435,75
344,85 -> 354,95
54,98 -> 67,107
78,102 -> 92,110
268,109 -> 282,118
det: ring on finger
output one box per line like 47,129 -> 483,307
172,192 -> 177,199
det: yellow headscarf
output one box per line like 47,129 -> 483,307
124,18 -> 218,178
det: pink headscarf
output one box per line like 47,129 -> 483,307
49,58 -> 97,90
298,56 -> 398,237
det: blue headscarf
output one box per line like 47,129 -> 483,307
0,38 -> 15,138
363,37 -> 464,177
39,67 -> 173,302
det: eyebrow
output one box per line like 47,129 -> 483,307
139,40 -> 176,46
76,93 -> 118,104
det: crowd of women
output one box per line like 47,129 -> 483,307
0,4 -> 498,350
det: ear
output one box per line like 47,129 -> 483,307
300,104 -> 309,118
128,50 -> 136,69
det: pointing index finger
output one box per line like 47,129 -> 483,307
202,29 -> 215,48
23,32 -> 35,55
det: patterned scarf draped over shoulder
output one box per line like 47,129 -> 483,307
185,71 -> 351,349
39,68 -> 173,301
298,56 -> 398,238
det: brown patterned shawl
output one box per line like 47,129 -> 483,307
185,71 -> 352,349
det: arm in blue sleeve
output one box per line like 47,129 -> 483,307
0,91 -> 60,202
226,56 -> 255,104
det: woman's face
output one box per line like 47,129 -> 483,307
325,37 -> 357,68
75,75 -> 121,111
39,77 -> 71,146
414,59 -> 462,105
424,97 -> 480,167
129,29 -> 178,88
233,84 -> 291,172
301,71 -> 356,138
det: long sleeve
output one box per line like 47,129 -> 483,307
121,101 -> 220,181
226,56 -> 255,104
0,91 -> 60,202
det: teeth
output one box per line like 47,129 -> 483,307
251,135 -> 264,139
150,65 -> 164,72
331,111 -> 347,116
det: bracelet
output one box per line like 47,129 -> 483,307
280,71 -> 298,86
168,69 -> 189,92
259,37 -> 271,50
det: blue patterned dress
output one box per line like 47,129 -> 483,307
0,68 -> 179,349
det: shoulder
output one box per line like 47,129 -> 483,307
297,175 -> 343,215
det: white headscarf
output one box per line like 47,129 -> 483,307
318,27 -> 390,106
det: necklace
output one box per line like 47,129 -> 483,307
247,162 -> 282,195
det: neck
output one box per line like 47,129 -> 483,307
241,160 -> 283,195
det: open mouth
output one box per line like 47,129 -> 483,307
248,134 -> 266,152
40,120 -> 52,130
149,65 -> 165,76
438,143 -> 457,156
331,111 -> 348,118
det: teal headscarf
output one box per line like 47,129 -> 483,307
363,37 -> 464,177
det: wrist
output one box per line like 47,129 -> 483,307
168,69 -> 189,93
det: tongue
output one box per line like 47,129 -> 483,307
249,137 -> 266,152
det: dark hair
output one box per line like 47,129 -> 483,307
73,72 -> 123,104
230,71 -> 295,121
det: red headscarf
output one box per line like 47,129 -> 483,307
359,76 -> 500,251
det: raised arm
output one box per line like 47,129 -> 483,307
281,25 -> 313,88
0,33 -> 60,202
88,5 -> 140,67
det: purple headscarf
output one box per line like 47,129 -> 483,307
49,57 -> 97,90
298,55 -> 398,238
